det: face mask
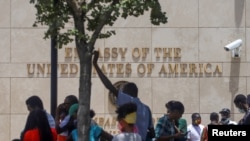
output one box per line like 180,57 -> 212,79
238,108 -> 245,113
118,121 -> 125,132
220,118 -> 229,125
195,119 -> 201,125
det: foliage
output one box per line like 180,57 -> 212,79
29,0 -> 167,140
29,0 -> 167,49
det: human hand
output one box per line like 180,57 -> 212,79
175,131 -> 188,138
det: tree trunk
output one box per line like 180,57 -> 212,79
77,45 -> 92,141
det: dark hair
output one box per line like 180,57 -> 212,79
165,100 -> 185,114
122,82 -> 138,98
57,103 -> 68,116
90,109 -> 96,118
247,94 -> 250,106
21,109 -> 53,141
234,94 -> 247,105
116,102 -> 137,120
25,95 -> 44,110
191,113 -> 201,120
210,112 -> 219,121
65,95 -> 78,105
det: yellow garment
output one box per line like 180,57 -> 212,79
124,112 -> 136,124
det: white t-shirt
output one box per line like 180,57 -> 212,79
112,132 -> 142,141
187,124 -> 204,141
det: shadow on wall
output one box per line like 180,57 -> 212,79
235,0 -> 245,27
229,58 -> 241,121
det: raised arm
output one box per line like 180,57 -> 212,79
92,51 -> 118,97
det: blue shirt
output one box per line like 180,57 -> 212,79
71,123 -> 103,141
155,114 -> 175,141
117,91 -> 154,141
46,111 -> 56,128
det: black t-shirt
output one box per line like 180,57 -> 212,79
238,109 -> 250,125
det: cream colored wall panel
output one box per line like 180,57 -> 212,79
247,77 -> 250,93
0,1 -> 10,27
111,11 -> 151,27
11,78 -> 50,114
11,64 -> 30,77
11,29 -> 50,63
0,64 -> 11,77
247,28 -> 250,61
57,78 -> 106,113
199,28 -> 245,62
200,113 -> 212,126
0,115 -> 10,141
0,29 -> 10,62
100,114 -> 118,135
157,0 -> 198,27
247,1 -> 250,27
222,63 -> 248,77
90,78 -> 106,113
152,28 -> 198,62
152,78 -> 199,114
199,0 -> 245,27
104,88 -> 116,114
200,77 -> 246,116
104,28 -> 152,62
0,78 -> 10,113
57,78 -> 78,104
11,0 -> 37,27
11,115 -> 26,140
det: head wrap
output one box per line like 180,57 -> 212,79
69,103 -> 79,116
124,112 -> 136,124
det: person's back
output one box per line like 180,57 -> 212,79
21,109 -> 57,141
117,90 -> 153,141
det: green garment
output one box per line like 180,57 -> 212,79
178,118 -> 187,133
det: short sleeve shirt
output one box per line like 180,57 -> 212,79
155,114 -> 175,141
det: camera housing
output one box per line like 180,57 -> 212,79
224,39 -> 242,57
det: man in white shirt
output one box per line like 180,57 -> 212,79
187,113 -> 204,141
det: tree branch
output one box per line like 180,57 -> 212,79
66,0 -> 83,17
88,1 -> 119,52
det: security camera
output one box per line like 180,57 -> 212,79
224,39 -> 242,57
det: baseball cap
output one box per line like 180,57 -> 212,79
219,108 -> 230,114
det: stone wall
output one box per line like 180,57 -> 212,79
0,0 -> 250,140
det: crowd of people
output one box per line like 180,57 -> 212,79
12,51 -> 250,141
